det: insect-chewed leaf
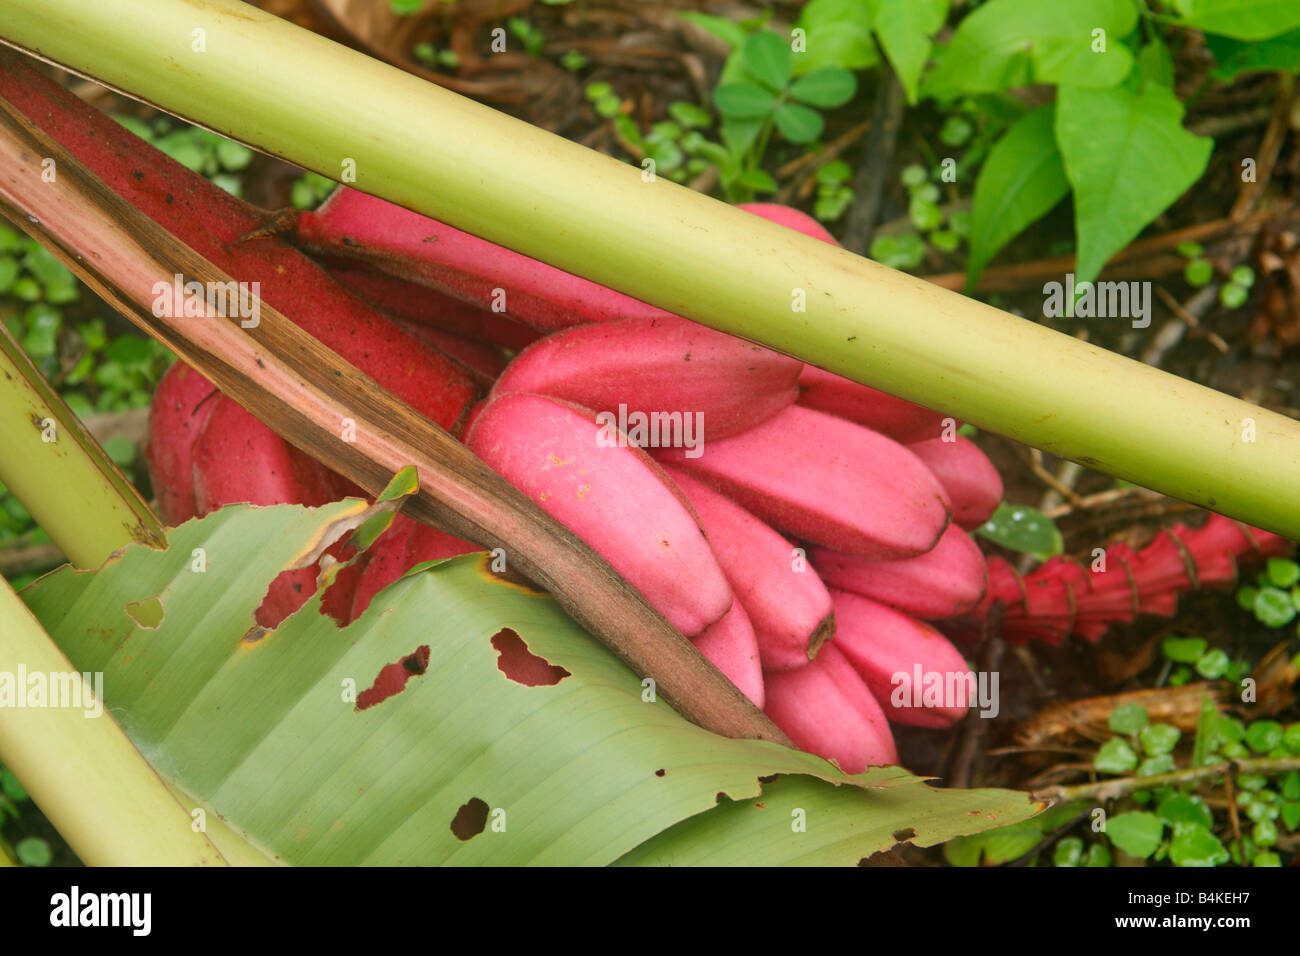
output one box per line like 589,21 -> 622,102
22,503 -> 1038,865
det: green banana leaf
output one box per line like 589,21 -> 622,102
21,502 -> 1039,865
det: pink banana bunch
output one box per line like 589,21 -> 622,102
464,355 -> 999,773
299,191 -> 1007,773
946,515 -> 1292,645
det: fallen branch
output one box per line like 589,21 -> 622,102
1033,756 -> 1300,805
923,207 -> 1286,292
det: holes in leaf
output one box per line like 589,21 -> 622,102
450,797 -> 489,841
491,628 -> 569,686
125,596 -> 164,629
254,566 -> 318,630
318,545 -> 368,627
355,645 -> 431,711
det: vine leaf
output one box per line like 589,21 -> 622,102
868,0 -> 948,103
967,105 -> 1070,290
923,0 -> 1136,98
1176,0 -> 1300,42
1055,83 -> 1212,288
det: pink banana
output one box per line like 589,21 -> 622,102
797,365 -> 951,443
465,393 -> 733,636
349,519 -> 418,621
297,188 -> 678,331
300,194 -> 843,334
763,642 -> 898,773
812,524 -> 987,620
693,602 -> 765,709
830,590 -> 972,728
663,465 -> 834,671
738,203 -> 839,244
191,396 -> 345,628
906,436 -> 1003,530
491,315 -> 801,442
391,317 -> 508,389
656,404 -> 951,560
145,360 -> 219,525
325,264 -> 542,352
192,397 -> 341,515
0,56 -> 478,436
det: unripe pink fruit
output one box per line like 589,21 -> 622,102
298,188 -> 679,331
657,405 -> 951,560
693,602 -> 765,709
326,264 -> 542,352
0,58 -> 479,435
797,365 -> 951,443
763,643 -> 897,773
905,435 -> 1003,531
390,317 -> 509,389
145,361 -> 218,525
829,590 -> 972,728
663,465 -> 833,671
466,393 -> 733,636
492,315 -> 801,441
737,203 -> 839,244
813,524 -> 987,620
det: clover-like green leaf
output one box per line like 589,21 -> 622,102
741,31 -> 794,92
1095,738 -> 1139,774
977,501 -> 1063,560
714,83 -> 778,120
1139,723 -> 1181,756
788,67 -> 857,108
1106,812 -> 1163,858
774,102 -> 825,143
1168,822 -> 1228,867
1157,794 -> 1214,829
1109,703 -> 1149,736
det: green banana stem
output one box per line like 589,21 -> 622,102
0,0 -> 1297,537
0,575 -> 227,865
0,324 -> 165,569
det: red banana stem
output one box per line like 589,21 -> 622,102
948,515 -> 1292,645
